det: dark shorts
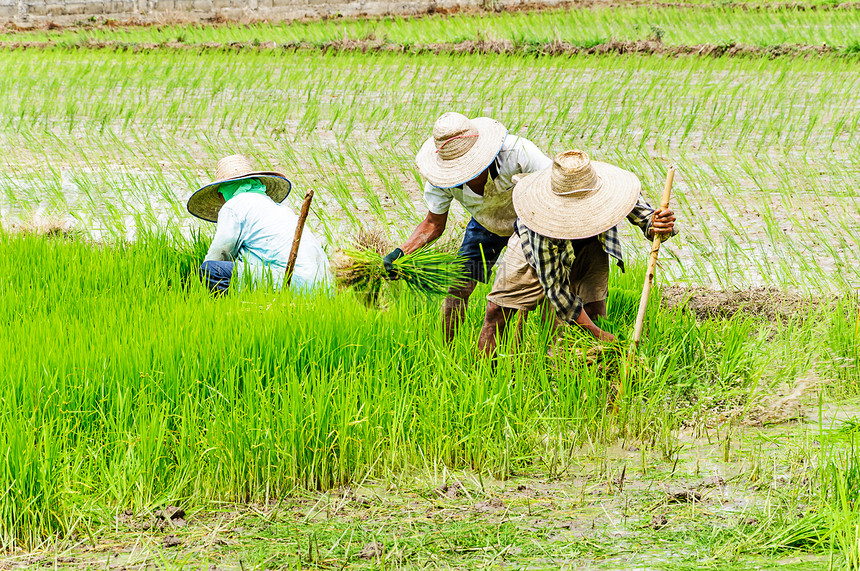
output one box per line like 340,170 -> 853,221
457,218 -> 511,284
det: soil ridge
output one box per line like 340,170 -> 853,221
3,0 -> 860,32
1,37 -> 853,59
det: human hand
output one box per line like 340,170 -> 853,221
382,248 -> 405,279
650,208 -> 676,237
596,329 -> 616,343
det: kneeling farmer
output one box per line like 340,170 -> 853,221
478,150 -> 677,355
187,155 -> 331,293
385,112 -> 552,341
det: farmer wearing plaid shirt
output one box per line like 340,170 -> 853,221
478,150 -> 677,355
384,112 -> 552,342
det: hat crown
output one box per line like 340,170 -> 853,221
551,150 -> 603,196
215,154 -> 255,183
433,112 -> 480,161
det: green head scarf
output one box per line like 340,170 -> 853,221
219,178 -> 269,202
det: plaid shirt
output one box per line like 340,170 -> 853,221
517,194 -> 676,325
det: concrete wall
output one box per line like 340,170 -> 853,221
2,0 -> 540,25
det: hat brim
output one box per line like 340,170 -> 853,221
414,118 -> 508,188
513,161 -> 641,240
187,172 -> 292,223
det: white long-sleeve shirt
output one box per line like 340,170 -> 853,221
205,193 -> 331,291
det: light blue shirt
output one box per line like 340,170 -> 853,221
204,192 -> 331,292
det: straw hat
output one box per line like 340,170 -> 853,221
187,155 -> 292,222
414,112 -> 507,188
513,150 -> 641,240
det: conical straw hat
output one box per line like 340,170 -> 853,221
187,155 -> 292,222
513,150 -> 641,240
414,112 -> 507,188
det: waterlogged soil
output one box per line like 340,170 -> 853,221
7,390 -> 852,570
660,285 -> 827,320
1,48 -> 858,291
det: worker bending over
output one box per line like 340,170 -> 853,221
384,112 -> 552,341
187,154 -> 331,293
478,150 -> 677,356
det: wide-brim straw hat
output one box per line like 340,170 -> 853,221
187,154 -> 292,222
414,112 -> 507,188
513,150 -> 641,240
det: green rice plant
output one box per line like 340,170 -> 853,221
813,425 -> 860,568
819,297 -> 860,392
334,246 -> 388,306
335,246 -> 466,304
1,45 -> 857,293
2,6 -> 858,49
0,227 -> 817,549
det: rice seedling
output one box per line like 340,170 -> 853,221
335,245 -> 466,305
1,46 -> 857,292
0,227 -> 826,551
2,6 -> 858,50
0,5 -> 857,565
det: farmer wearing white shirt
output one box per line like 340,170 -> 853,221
187,155 -> 331,294
384,112 -> 552,341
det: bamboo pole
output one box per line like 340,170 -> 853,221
631,166 -> 675,349
285,190 -> 314,287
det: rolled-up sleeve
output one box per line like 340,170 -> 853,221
423,181 -> 456,215
204,207 -> 241,262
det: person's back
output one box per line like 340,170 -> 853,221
189,154 -> 331,294
222,193 -> 330,291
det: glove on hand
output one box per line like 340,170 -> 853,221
382,248 -> 405,279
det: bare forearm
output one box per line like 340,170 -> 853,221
400,215 -> 446,254
575,309 -> 603,337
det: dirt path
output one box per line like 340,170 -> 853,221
3,0 -> 859,31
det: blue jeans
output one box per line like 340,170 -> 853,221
199,261 -> 233,293
457,218 -> 511,283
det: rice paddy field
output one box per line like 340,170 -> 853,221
0,1 -> 859,569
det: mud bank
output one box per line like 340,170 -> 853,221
1,37 -> 851,58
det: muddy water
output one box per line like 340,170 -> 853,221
3,156 -> 858,296
5,398 -> 844,570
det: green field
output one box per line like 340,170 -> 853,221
1,2 -> 859,568
2,47 -> 858,289
3,6 -> 859,49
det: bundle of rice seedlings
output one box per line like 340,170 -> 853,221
333,247 -> 388,307
390,247 -> 467,296
334,245 -> 466,306
332,229 -> 392,307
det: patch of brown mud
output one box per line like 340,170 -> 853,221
720,372 -> 820,427
2,216 -> 78,239
4,0 -> 860,33
661,285 -> 823,320
1,37 -> 846,60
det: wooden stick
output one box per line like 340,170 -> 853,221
285,189 -> 314,287
631,166 -> 675,349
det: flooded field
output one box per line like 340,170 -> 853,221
0,4 -> 859,569
1,49 -> 858,291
